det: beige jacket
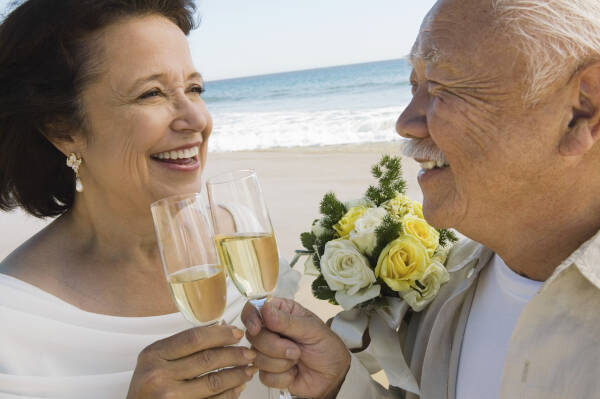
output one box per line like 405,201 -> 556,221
344,230 -> 600,398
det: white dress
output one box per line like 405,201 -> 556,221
0,261 -> 301,399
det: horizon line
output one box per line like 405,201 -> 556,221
204,56 -> 408,83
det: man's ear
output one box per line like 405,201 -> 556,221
560,62 -> 600,157
42,119 -> 86,157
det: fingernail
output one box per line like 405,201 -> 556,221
246,366 -> 259,377
244,349 -> 257,360
285,347 -> 300,360
235,383 -> 247,395
232,328 -> 244,340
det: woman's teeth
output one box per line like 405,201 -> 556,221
419,160 -> 449,170
153,146 -> 199,160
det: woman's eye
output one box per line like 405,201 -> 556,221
138,89 -> 162,100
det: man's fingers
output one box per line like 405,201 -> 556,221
207,384 -> 248,399
170,346 -> 257,380
253,351 -> 297,373
182,366 -> 258,398
241,302 -> 263,336
259,366 -> 298,390
246,328 -> 301,361
144,325 -> 244,361
261,298 -> 325,344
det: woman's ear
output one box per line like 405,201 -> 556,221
42,119 -> 86,157
560,62 -> 600,157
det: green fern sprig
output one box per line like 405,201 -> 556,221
365,155 -> 407,206
319,192 -> 347,230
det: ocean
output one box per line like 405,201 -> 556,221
204,58 -> 412,152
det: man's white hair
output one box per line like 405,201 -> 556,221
493,0 -> 600,103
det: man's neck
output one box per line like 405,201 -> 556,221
474,210 -> 600,282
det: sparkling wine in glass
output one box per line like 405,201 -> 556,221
151,193 -> 226,326
207,170 -> 291,399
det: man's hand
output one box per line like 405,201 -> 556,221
241,298 -> 351,399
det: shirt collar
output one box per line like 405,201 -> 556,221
544,229 -> 600,290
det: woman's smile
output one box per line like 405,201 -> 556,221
150,142 -> 202,172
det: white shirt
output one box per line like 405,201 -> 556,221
456,255 -> 543,399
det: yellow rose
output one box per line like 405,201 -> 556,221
375,235 -> 429,292
383,194 -> 424,219
334,206 -> 367,238
402,215 -> 439,257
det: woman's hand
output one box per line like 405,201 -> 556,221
127,324 -> 257,399
241,298 -> 351,399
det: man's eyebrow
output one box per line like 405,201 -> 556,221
409,46 -> 442,66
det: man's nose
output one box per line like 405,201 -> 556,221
396,90 -> 429,139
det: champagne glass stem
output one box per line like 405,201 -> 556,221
252,300 -> 293,399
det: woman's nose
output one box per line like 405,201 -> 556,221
396,90 -> 429,139
170,95 -> 210,134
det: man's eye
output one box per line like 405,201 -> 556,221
138,89 -> 162,100
410,80 -> 418,95
189,85 -> 205,95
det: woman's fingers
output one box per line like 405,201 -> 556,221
259,366 -> 299,390
245,328 -> 300,362
171,346 -> 257,380
252,350 -> 296,373
182,366 -> 258,398
145,325 -> 244,361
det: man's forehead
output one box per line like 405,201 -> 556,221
409,0 -> 497,68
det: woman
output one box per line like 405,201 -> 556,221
0,1 -> 300,398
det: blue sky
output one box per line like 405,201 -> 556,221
191,0 -> 438,80
0,0 -> 438,81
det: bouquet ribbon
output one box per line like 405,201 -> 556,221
331,298 -> 420,395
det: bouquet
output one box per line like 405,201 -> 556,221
299,155 -> 458,313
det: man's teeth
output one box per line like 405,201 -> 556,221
154,146 -> 199,160
419,160 -> 449,170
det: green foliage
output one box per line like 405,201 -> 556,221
300,232 -> 317,251
312,253 -> 321,272
365,155 -> 406,206
378,280 -> 401,298
315,229 -> 336,256
438,228 -> 459,247
368,215 -> 403,265
319,192 -> 347,230
311,274 -> 338,305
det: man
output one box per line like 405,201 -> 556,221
242,0 -> 600,397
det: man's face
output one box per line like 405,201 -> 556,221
397,0 -> 575,236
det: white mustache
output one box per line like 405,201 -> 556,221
400,138 -> 449,165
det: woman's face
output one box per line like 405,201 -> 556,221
77,15 -> 212,212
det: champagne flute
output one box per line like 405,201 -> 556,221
151,192 -> 227,326
207,170 -> 292,399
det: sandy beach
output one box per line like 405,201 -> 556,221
0,143 -> 422,322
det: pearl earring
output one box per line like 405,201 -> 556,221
66,153 -> 83,192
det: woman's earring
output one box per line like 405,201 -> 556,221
66,153 -> 83,192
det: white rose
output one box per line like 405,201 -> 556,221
344,197 -> 374,209
311,218 -> 329,239
350,207 -> 387,255
400,260 -> 450,312
335,284 -> 381,310
320,240 -> 377,306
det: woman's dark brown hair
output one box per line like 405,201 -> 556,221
0,0 -> 196,217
